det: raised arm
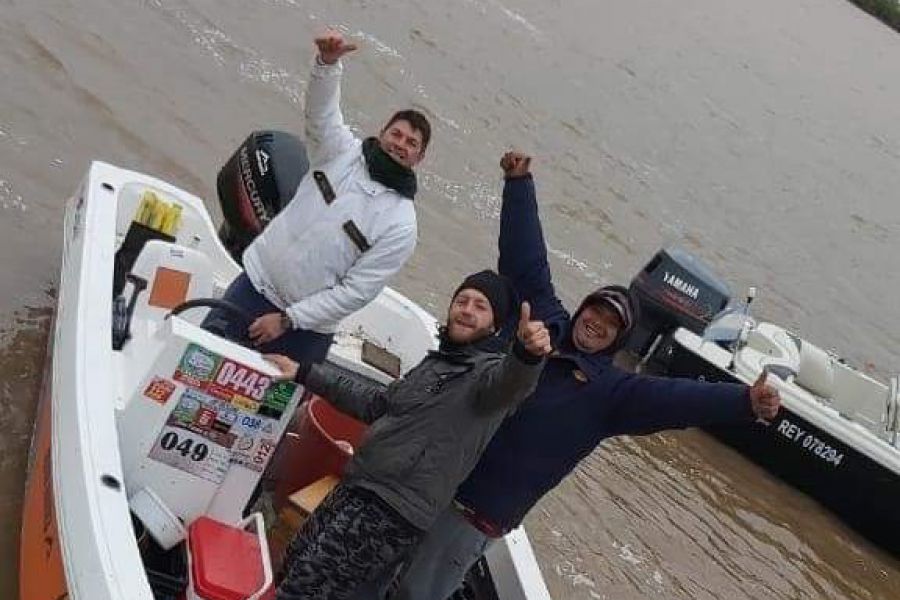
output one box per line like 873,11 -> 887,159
305,31 -> 360,166
284,220 -> 417,333
475,302 -> 550,412
498,153 -> 570,344
605,371 -> 780,436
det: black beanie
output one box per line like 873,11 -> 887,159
453,270 -> 513,330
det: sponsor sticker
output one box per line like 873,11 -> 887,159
194,407 -> 217,430
174,344 -> 222,389
165,389 -> 238,450
258,380 -> 295,419
143,377 -> 176,404
230,435 -> 278,473
170,389 -> 203,424
153,345 -> 299,480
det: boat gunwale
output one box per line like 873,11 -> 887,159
670,327 -> 900,475
49,161 -> 227,599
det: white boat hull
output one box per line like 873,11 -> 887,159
19,162 -> 552,600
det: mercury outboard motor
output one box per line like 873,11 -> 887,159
216,130 -> 309,263
625,247 -> 731,358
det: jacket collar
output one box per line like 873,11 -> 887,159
430,328 -> 506,364
549,321 -> 615,380
362,137 -> 417,199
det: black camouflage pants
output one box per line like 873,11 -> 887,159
276,484 -> 422,600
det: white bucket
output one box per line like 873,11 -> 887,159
129,487 -> 187,550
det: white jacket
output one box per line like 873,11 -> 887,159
243,59 -> 418,334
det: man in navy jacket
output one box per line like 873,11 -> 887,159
387,152 -> 781,600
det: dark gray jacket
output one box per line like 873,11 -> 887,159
303,338 -> 544,530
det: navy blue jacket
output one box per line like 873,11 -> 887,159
454,175 -> 754,532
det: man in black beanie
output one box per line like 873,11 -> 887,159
264,270 -> 552,600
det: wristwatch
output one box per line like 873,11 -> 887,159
280,312 -> 293,331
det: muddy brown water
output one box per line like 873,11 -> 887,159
2,0 -> 900,597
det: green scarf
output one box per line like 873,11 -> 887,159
362,137 -> 417,199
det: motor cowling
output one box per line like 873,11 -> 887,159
216,130 -> 309,263
625,247 -> 731,357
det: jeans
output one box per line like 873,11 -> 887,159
389,505 -> 494,600
202,272 -> 333,363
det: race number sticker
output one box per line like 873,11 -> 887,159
207,359 -> 273,410
231,434 -> 278,473
148,426 -> 231,483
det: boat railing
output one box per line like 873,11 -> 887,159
888,377 -> 900,447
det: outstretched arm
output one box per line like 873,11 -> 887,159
265,355 -> 388,424
498,153 -> 570,344
305,31 -> 360,166
605,371 -> 780,436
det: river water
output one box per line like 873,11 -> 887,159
2,0 -> 899,597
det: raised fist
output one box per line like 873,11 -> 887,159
314,29 -> 358,65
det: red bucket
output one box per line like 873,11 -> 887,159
273,394 -> 367,509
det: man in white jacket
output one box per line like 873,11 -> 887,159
207,30 -> 430,362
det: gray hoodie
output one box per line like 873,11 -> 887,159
302,337 -> 544,530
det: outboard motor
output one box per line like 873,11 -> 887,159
216,130 -> 309,263
625,247 -> 731,358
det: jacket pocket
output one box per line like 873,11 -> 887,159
342,219 -> 371,252
392,436 -> 429,479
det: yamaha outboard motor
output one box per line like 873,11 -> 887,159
625,247 -> 731,359
216,130 -> 309,263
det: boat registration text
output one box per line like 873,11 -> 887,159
776,418 -> 844,467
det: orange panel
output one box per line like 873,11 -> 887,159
20,362 -> 69,600
148,267 -> 191,310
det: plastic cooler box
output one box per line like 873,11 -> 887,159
273,394 -> 367,508
185,514 -> 274,600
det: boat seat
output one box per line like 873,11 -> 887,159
734,347 -> 798,381
734,323 -> 800,381
745,324 -> 800,364
794,341 -> 834,399
126,240 -> 215,329
830,361 -> 889,432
